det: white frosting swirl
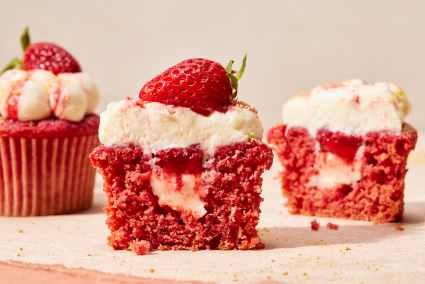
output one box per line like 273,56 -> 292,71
99,98 -> 263,157
0,69 -> 99,122
283,79 -> 411,137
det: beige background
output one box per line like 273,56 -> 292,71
0,0 -> 424,133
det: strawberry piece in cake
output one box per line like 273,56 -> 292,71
90,57 -> 274,252
267,79 -> 417,224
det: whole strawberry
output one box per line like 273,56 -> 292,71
1,27 -> 81,75
22,42 -> 81,75
139,56 -> 246,113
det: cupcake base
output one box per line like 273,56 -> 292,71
0,115 -> 100,216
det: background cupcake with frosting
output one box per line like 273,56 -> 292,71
0,28 -> 100,216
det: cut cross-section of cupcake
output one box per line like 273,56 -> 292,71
267,79 -> 417,224
90,57 -> 274,253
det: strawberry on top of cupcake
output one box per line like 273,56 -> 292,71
0,27 -> 99,122
99,55 -> 261,159
0,28 -> 101,217
139,58 -> 237,114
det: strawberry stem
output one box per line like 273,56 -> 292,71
234,54 -> 247,81
1,57 -> 22,75
225,55 -> 247,99
21,27 -> 31,52
225,60 -> 234,73
227,73 -> 239,99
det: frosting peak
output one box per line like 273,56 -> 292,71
0,69 -> 99,122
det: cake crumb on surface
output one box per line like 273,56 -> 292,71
130,240 -> 152,255
327,222 -> 339,230
395,225 -> 405,231
311,219 -> 320,231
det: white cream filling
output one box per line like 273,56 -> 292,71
150,173 -> 207,219
99,99 -> 263,157
308,146 -> 364,189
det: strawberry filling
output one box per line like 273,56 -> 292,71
153,144 -> 203,175
316,128 -> 363,164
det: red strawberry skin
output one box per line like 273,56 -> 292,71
22,42 -> 82,75
139,58 -> 232,112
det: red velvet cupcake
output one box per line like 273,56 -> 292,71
90,57 -> 274,253
0,29 -> 100,216
267,79 -> 417,224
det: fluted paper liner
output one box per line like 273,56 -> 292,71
0,134 -> 99,216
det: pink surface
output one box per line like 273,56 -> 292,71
0,260 -> 216,284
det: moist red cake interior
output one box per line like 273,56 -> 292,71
267,123 -> 417,224
90,140 -> 273,252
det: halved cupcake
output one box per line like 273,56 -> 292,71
267,79 -> 417,223
90,57 -> 273,253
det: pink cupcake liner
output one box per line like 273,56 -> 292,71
0,134 -> 99,216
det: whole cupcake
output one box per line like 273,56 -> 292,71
0,28 -> 100,216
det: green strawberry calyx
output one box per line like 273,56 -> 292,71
1,27 -> 31,74
225,54 -> 247,99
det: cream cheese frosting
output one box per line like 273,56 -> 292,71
0,69 -> 99,122
283,79 -> 411,137
99,98 -> 263,157
150,172 -> 207,219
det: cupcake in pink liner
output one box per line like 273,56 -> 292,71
0,28 -> 100,216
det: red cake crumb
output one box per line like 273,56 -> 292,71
90,140 -> 273,251
327,222 -> 339,230
311,219 -> 320,231
395,225 -> 405,231
130,240 -> 153,255
267,123 -> 417,224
